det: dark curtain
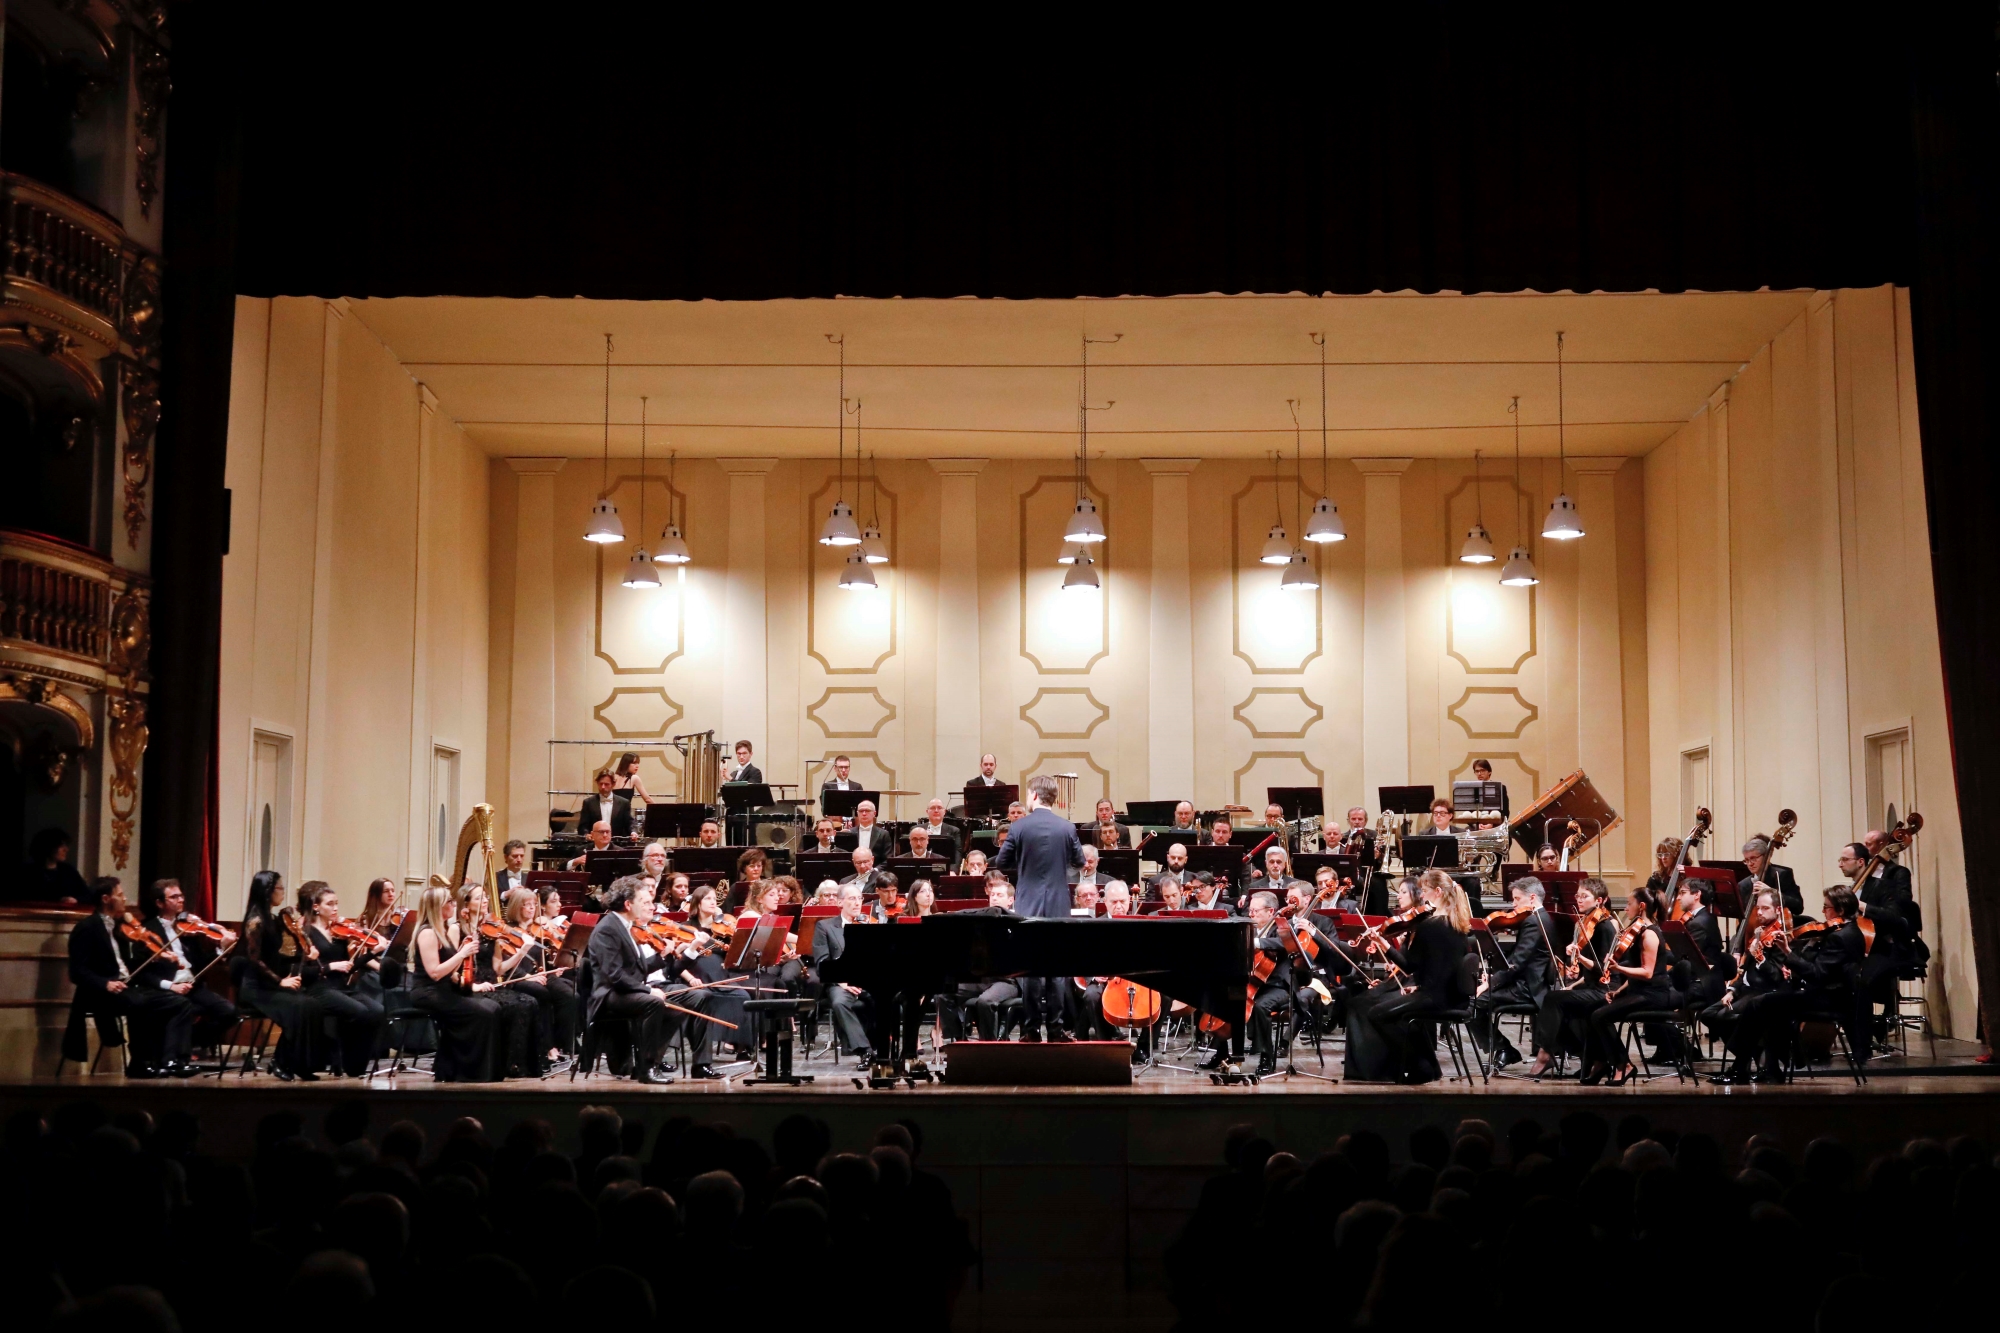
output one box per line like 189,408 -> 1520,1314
151,10 -> 1993,1010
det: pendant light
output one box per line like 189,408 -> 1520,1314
1303,332 -> 1346,542
1062,548 -> 1100,592
1542,330 -> 1585,540
1259,449 -> 1290,563
1459,448 -> 1495,563
838,549 -> 877,591
818,335 -> 861,546
656,446 -> 691,565
1280,402 -> 1318,591
858,409 -> 888,564
1056,541 -> 1085,565
621,396 -> 661,588
1499,395 -> 1540,586
584,333 -> 625,543
1064,333 -> 1116,544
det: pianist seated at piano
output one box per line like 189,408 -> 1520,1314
809,881 -> 884,1066
939,880 -> 1021,1041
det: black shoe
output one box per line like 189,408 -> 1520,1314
1255,1055 -> 1277,1077
272,1068 -> 296,1082
1050,1029 -> 1075,1043
1130,1048 -> 1149,1066
1493,1047 -> 1522,1070
1752,1068 -> 1788,1085
688,1064 -> 722,1080
164,1060 -> 197,1078
1018,1031 -> 1043,1043
1198,1047 -> 1227,1071
633,1066 -> 671,1085
296,1070 -> 320,1082
126,1064 -> 160,1080
1578,1065 -> 1608,1086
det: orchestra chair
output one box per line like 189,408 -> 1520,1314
1607,1005 -> 1695,1083
1780,1012 -> 1868,1086
55,989 -> 129,1076
1437,952 -> 1486,1084
1474,998 -> 1540,1079
1894,960 -> 1936,1062
369,978 -> 430,1079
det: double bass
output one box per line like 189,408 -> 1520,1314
1663,807 -> 1712,922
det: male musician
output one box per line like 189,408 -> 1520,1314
641,841 -> 669,883
724,739 -> 763,784
497,840 -> 532,899
966,753 -> 1003,788
1226,891 -> 1294,1076
1427,798 -> 1455,835
139,878 -> 240,1061
695,818 -> 724,849
1757,885 -> 1871,1072
585,877 -> 677,1083
903,826 -> 946,865
1187,871 -> 1231,913
1206,814 -> 1234,847
821,755 -> 863,800
1078,882 -> 1156,1059
915,799 -> 959,864
1170,801 -> 1199,833
1470,758 -> 1510,818
1701,885 -> 1794,1085
1148,843 -> 1191,901
809,819 -> 841,855
842,846 -> 878,890
1669,876 -> 1732,1007
1740,834 -> 1803,920
1070,844 -> 1110,889
1535,844 -> 1561,874
66,878 -> 193,1077
841,800 -> 893,862
938,879 -> 1020,1041
1841,838 -> 1919,1048
1280,882 -> 1362,1034
1090,798 -> 1128,848
1156,880 -> 1186,912
1245,844 -> 1304,900
566,820 -> 614,870
579,770 -> 633,840
811,880 -> 883,1063
1470,876 -> 1556,1069
1338,806 -> 1379,865
1003,799 -> 1027,829
1072,881 -> 1101,915
994,774 -> 1085,1041
867,872 -> 903,923
961,848 -> 989,877
1313,864 -> 1362,915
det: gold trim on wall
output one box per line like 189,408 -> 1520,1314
1441,472 -> 1536,675
1231,750 -> 1327,806
1229,470 -> 1322,675
805,687 -> 899,738
1230,687 -> 1325,739
1018,751 -> 1112,807
1018,687 -> 1111,740
590,687 -> 685,739
1017,474 -> 1109,675
592,472 -> 687,676
1444,686 -> 1540,740
805,471 -> 900,675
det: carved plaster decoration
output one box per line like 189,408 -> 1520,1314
133,35 -> 170,219
107,692 -> 148,869
107,583 -> 150,686
122,255 -> 162,358
0,674 -> 94,790
120,364 -> 159,546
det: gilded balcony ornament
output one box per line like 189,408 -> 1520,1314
107,692 -> 147,869
133,36 -> 170,221
121,364 -> 159,546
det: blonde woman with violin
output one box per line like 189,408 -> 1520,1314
238,870 -> 326,1081
463,884 -> 547,1077
1579,885 -> 1671,1086
296,881 -> 386,1076
1344,869 -> 1473,1084
409,883 -> 502,1082
1528,876 -> 1622,1078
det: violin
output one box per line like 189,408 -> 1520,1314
1600,916 -> 1651,990
279,907 -> 319,977
331,919 -> 388,951
1557,904 -> 1611,989
117,912 -> 168,956
172,912 -> 232,945
1484,903 -> 1537,929
1787,914 -> 1877,955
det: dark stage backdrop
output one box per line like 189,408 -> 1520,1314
147,8 -> 1996,1025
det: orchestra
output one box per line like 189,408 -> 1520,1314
98,745 -> 1927,1091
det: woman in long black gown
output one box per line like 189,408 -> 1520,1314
1346,870 -> 1474,1084
1530,877 -> 1621,1077
499,886 -> 576,1066
1582,886 -> 1671,1085
1342,876 -> 1425,1080
409,884 -> 502,1081
238,871 -> 324,1080
464,886 -> 544,1077
299,880 -> 386,1076
684,884 -> 751,1054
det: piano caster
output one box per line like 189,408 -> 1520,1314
1209,1062 -> 1259,1086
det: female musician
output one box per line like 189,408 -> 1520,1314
659,872 -> 692,915
678,884 -> 752,1055
355,877 -> 400,933
502,885 -> 576,1066
408,883 -> 501,1082
739,875 -> 806,994
610,751 -> 655,805
238,871 -> 326,1080
463,885 -> 546,1076
1643,836 -> 1685,895
1580,885 -> 1671,1086
907,879 -> 938,917
736,847 -> 770,891
1528,876 -> 1620,1078
537,885 -> 570,936
297,881 -> 386,1076
1344,870 -> 1473,1084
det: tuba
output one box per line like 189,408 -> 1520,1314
434,803 -> 503,917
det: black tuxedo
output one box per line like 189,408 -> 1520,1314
64,914 -> 196,1070
495,868 -> 531,900
1471,909 -> 1555,1059
1086,822 -> 1131,849
1738,865 -> 1802,920
725,763 -> 764,784
811,916 -> 881,1055
965,774 -> 1002,789
1246,920 -> 1295,1058
579,791 -> 632,839
583,913 -> 672,1070
1242,873 -> 1305,904
838,824 -> 893,862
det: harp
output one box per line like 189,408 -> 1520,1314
432,802 -> 502,917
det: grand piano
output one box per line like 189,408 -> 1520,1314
818,913 -> 1255,1068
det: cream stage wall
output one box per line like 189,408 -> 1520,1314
217,297 -> 492,915
214,287 -> 1972,1034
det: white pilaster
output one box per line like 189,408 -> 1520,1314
929,459 -> 988,795
1571,457 -> 1629,879
505,457 -> 566,848
404,385 -> 438,891
1709,385 -> 1739,849
299,298 -> 346,877
719,458 -> 779,753
1140,458 -> 1199,799
1356,458 -> 1414,805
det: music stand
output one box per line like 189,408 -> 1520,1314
586,849 -> 643,887
668,846 -> 742,876
1293,853 -> 1361,886
1685,866 -> 1742,919
1452,780 -> 1507,813
820,788 -> 879,821
1267,786 -> 1325,821
1095,849 -> 1140,886
525,869 -> 590,912
720,781 -> 773,809
1124,799 -> 1183,825
553,917 -> 595,971
961,783 -> 1019,820
795,852 -> 853,888
1184,845 -> 1248,884
887,857 -> 947,883
1660,919 -> 1711,972
1466,918 -> 1512,972
741,995 -> 816,1085
1400,834 -> 1459,869
1512,868 -> 1585,913
937,874 -> 986,899
1137,830 -> 1199,862
644,803 -> 716,839
725,913 -> 791,969
1379,785 -> 1437,816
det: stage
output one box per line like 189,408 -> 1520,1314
9,1040 -> 1996,1333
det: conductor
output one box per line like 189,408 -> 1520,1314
994,774 -> 1085,1041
